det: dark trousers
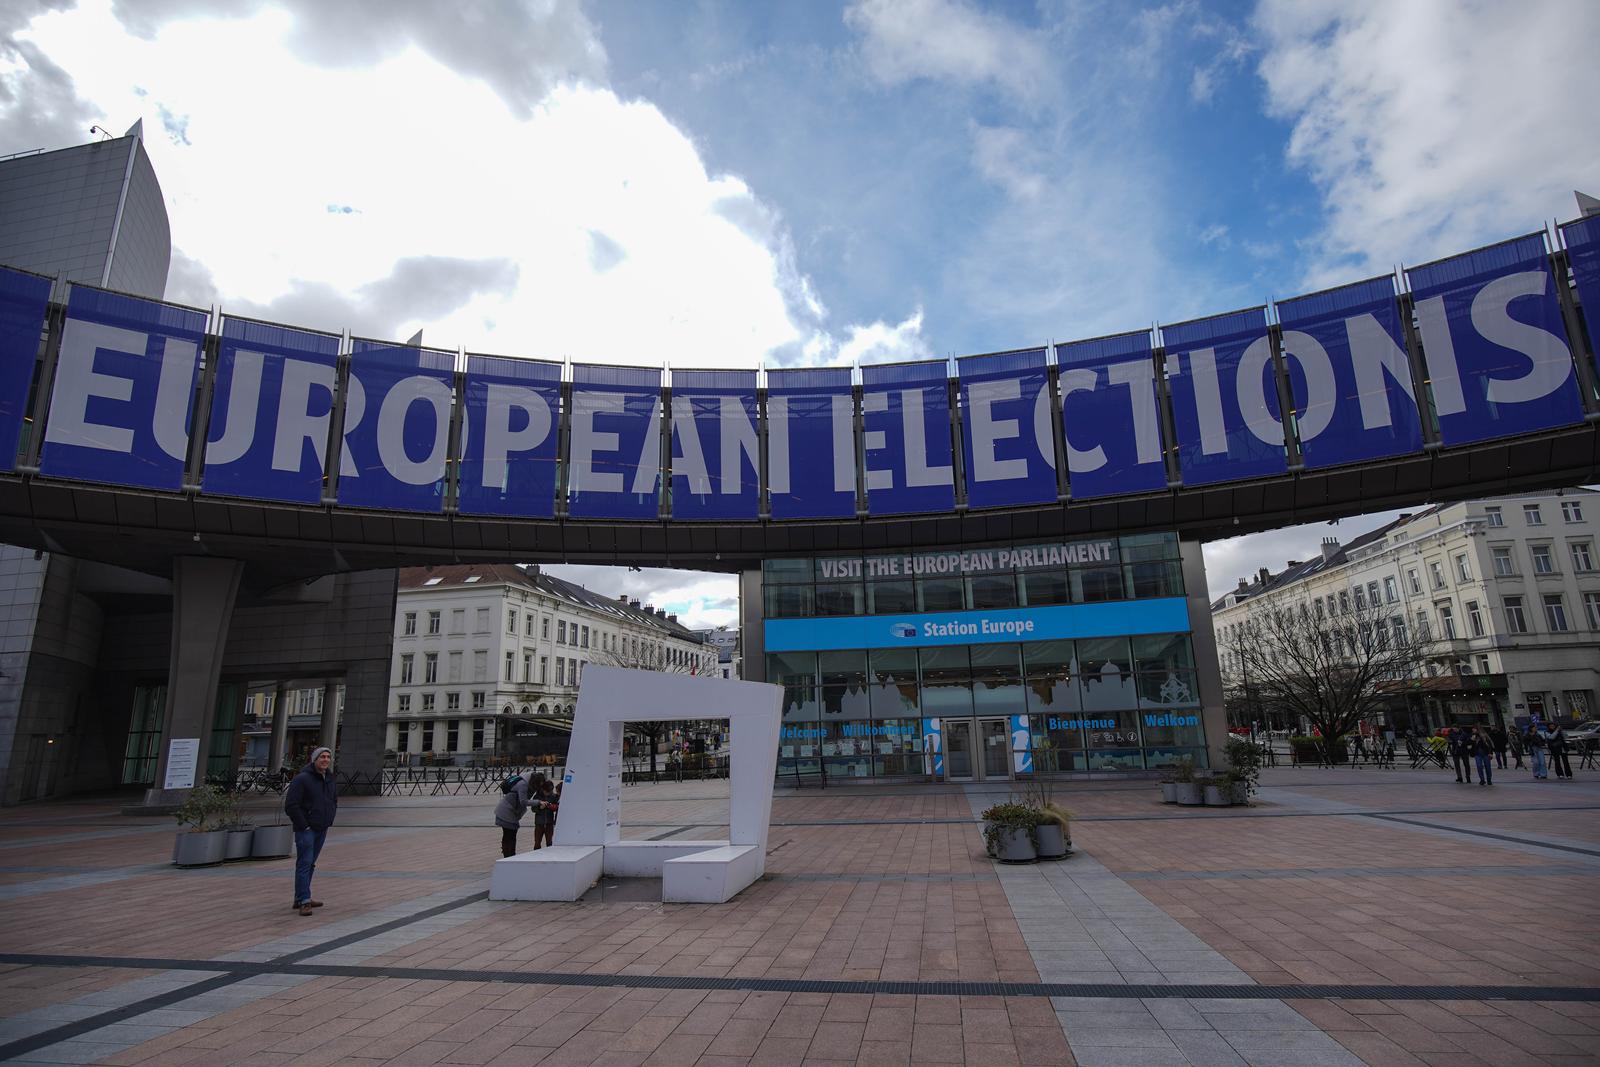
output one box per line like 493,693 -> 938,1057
1452,753 -> 1471,780
533,822 -> 554,849
1550,749 -> 1573,778
1474,752 -> 1493,784
501,826 -> 518,857
1494,748 -> 1507,769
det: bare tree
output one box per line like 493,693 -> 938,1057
1230,594 -> 1425,760
594,639 -> 703,777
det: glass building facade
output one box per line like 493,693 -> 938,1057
753,532 -> 1216,781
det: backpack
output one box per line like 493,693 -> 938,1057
499,773 -> 524,794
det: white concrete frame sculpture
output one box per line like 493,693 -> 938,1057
489,665 -> 782,904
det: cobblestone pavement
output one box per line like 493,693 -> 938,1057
1,764 -> 1598,1065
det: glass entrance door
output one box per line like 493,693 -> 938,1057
945,719 -> 975,780
979,717 -> 1012,779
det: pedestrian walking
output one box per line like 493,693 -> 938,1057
1490,725 -> 1509,770
494,771 -> 546,857
285,746 -> 337,917
1547,724 -> 1573,780
1527,723 -> 1548,779
1509,728 -> 1525,769
1471,726 -> 1494,786
1449,728 -> 1472,783
532,777 -> 559,850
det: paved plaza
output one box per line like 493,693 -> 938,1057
2,764 -> 1600,1066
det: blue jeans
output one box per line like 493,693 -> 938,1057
294,828 -> 327,905
1474,752 -> 1492,784
1531,748 -> 1547,778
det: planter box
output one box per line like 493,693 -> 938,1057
224,829 -> 255,860
1160,782 -> 1178,803
1229,781 -> 1250,806
251,825 -> 294,858
1174,782 -> 1204,806
1203,784 -> 1232,807
173,830 -> 228,867
992,827 -> 1037,864
1035,822 -> 1070,860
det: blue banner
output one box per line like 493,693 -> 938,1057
764,597 -> 1190,652
1560,215 -> 1600,382
1275,276 -> 1423,470
670,368 -> 759,521
861,359 -> 956,515
1055,331 -> 1167,499
1162,307 -> 1288,486
766,367 -> 857,520
336,340 -> 456,512
457,353 -> 561,517
40,286 -> 206,491
957,348 -> 1056,509
1407,234 -> 1583,446
202,317 -> 340,503
0,266 -> 51,472
567,363 -> 661,520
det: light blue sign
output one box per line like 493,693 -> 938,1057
1056,330 -> 1168,499
1275,276 -> 1423,470
457,353 -> 561,518
0,266 -> 51,472
670,369 -> 759,521
41,286 -> 206,491
766,366 -> 857,520
922,717 -> 943,777
764,597 -> 1190,652
1011,713 -> 1032,774
1407,234 -> 1584,446
1163,307 -> 1289,487
202,317 -> 340,504
336,340 -> 455,512
958,348 -> 1056,510
862,359 -> 956,516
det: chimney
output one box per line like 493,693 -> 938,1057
1320,536 -> 1340,561
1236,578 -> 1248,593
1257,567 -> 1270,586
667,613 -> 678,623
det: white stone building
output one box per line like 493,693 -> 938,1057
386,565 -> 717,760
1212,489 -> 1600,732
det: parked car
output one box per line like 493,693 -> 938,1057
1565,721 -> 1600,745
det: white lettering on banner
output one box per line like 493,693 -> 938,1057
1051,369 -> 1102,471
968,378 -> 1027,481
152,336 -> 198,461
569,391 -> 624,493
1471,272 -> 1574,404
46,320 -> 141,454
482,384 -> 551,490
1344,313 -> 1416,430
720,395 -> 758,495
629,398 -> 661,494
273,359 -> 343,475
1413,295 -> 1465,416
921,616 -> 1037,638
765,395 -> 790,494
861,391 -> 892,490
204,350 -> 264,465
670,395 -> 711,494
1275,331 -> 1336,442
1236,336 -> 1286,447
901,389 -> 953,488
375,375 -> 452,485
831,393 -> 856,493
1178,348 -> 1229,454
1108,360 -> 1163,464
844,540 -> 1116,578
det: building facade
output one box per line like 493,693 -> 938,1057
387,565 -> 716,760
739,532 -> 1225,781
1212,490 -> 1600,732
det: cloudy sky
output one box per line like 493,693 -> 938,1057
3,0 -> 1597,623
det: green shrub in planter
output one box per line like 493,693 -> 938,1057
173,784 -> 232,867
1289,735 -> 1348,765
981,801 -> 1047,863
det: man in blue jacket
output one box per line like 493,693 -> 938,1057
284,746 -> 337,916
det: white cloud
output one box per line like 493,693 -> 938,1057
844,0 -> 1047,103
542,564 -> 738,631
971,124 -> 1047,202
835,308 -> 932,366
2,1 -> 885,370
1255,0 -> 1600,287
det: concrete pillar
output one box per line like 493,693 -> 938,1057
142,556 -> 244,807
319,680 -> 340,753
267,681 -> 289,771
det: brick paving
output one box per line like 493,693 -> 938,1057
0,765 -> 1598,1064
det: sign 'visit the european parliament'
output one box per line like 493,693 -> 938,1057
3,223 -> 1599,520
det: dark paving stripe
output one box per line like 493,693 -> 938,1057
1125,863 -> 1596,881
1363,813 -> 1600,858
773,872 -> 994,883
2,952 -> 1597,1003
0,890 -> 488,1060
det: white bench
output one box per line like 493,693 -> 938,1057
489,845 -> 602,901
661,844 -> 762,903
